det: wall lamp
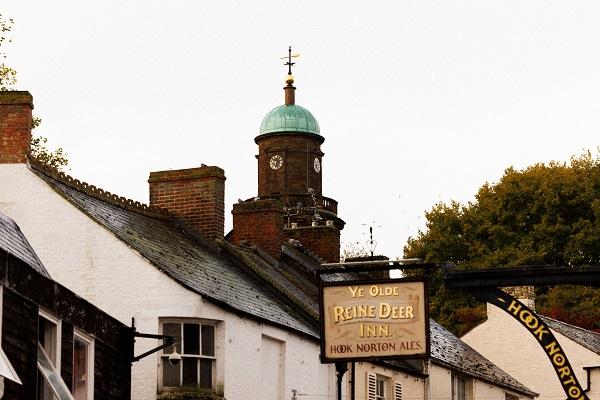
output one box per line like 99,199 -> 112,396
131,317 -> 181,363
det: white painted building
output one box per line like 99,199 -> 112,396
351,319 -> 537,400
0,162 -> 336,400
462,299 -> 600,400
0,90 -> 538,400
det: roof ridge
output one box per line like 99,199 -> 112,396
541,314 -> 600,337
219,241 -> 319,321
28,156 -> 172,220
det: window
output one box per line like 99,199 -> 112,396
38,311 -> 62,400
366,372 -> 389,400
160,320 -> 216,390
375,377 -> 385,400
37,344 -> 74,400
72,330 -> 94,400
0,287 -> 22,386
452,374 -> 471,400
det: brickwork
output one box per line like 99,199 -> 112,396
285,226 -> 340,263
0,164 -> 335,400
148,166 -> 225,241
0,91 -> 33,164
256,135 -> 324,196
232,199 -> 284,259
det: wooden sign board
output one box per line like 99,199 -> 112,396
320,279 -> 429,363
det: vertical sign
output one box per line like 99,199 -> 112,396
320,279 -> 429,363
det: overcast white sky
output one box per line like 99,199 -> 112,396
3,1 -> 599,259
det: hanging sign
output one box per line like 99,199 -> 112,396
319,279 -> 429,363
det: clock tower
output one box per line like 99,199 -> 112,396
255,73 -> 324,197
232,48 -> 344,262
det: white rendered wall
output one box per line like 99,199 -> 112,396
0,164 -> 335,400
351,360 -> 425,400
427,363 -> 451,400
590,369 -> 600,397
428,363 -> 533,400
462,301 -> 600,400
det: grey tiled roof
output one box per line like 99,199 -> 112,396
231,245 -> 537,396
222,243 -> 319,320
430,319 -> 537,396
0,211 -> 49,277
33,168 -> 319,339
30,164 -> 534,395
541,316 -> 600,355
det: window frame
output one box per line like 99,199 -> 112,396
375,376 -> 386,400
0,286 -> 22,386
37,310 -> 64,400
451,373 -> 470,400
367,372 -> 389,400
39,309 -> 62,371
158,318 -> 217,391
72,329 -> 94,400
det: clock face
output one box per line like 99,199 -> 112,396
269,154 -> 283,170
314,157 -> 321,173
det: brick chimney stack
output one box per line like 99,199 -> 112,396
232,199 -> 284,259
0,91 -> 33,164
148,166 -> 225,241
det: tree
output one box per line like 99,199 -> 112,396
340,241 -> 371,262
30,133 -> 69,171
404,152 -> 600,335
0,14 -> 17,90
1,14 -> 68,171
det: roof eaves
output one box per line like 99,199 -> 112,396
430,358 -> 538,397
540,315 -> 600,355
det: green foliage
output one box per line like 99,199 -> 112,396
0,14 -> 17,90
340,241 -> 371,262
30,134 -> 69,171
404,152 -> 600,334
0,15 -> 69,170
537,285 -> 600,333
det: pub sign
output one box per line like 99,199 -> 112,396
319,278 -> 429,363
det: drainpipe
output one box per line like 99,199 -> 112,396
424,359 -> 430,400
351,362 -> 355,400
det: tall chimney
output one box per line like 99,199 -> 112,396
148,166 -> 225,241
0,91 -> 33,164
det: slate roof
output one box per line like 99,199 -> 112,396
541,315 -> 600,355
31,165 -> 319,339
224,241 -> 537,395
0,211 -> 49,277
29,162 -> 535,396
430,319 -> 537,396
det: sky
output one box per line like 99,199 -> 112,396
3,1 -> 600,259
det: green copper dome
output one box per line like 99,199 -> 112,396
258,104 -> 321,137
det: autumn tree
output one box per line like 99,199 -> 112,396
1,14 -> 68,171
404,152 -> 600,335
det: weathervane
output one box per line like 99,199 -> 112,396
281,46 -> 300,79
281,46 -> 300,104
